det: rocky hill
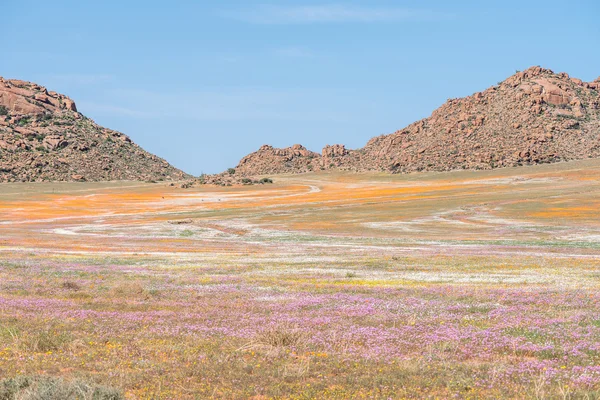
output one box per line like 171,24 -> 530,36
230,66 -> 600,176
0,77 -> 189,182
234,144 -> 320,175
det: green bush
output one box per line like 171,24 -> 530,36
227,168 -> 236,175
17,117 -> 30,126
0,106 -> 8,116
180,230 -> 194,237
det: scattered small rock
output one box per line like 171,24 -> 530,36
168,219 -> 193,225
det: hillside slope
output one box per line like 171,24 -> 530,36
231,66 -> 600,176
0,77 -> 189,182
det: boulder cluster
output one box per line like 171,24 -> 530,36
234,144 -> 321,175
0,77 -> 188,182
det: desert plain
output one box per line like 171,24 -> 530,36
2,159 -> 600,398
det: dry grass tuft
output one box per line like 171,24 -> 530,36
1,325 -> 72,354
109,282 -> 147,298
280,358 -> 311,379
61,280 -> 81,291
238,323 -> 308,356
0,375 -> 123,400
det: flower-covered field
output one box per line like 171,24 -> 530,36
2,159 -> 600,398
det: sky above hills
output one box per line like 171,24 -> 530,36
3,1 -> 600,174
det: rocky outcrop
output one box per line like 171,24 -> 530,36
321,144 -> 351,168
230,66 -> 600,176
234,144 -> 320,175
0,77 -> 189,182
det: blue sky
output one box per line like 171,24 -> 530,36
3,1 -> 599,174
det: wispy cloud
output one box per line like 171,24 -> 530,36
223,4 -> 455,24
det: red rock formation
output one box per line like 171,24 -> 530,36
0,77 -> 188,182
321,144 -> 350,168
234,144 -> 320,175
229,66 -> 600,176
356,66 -> 600,173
